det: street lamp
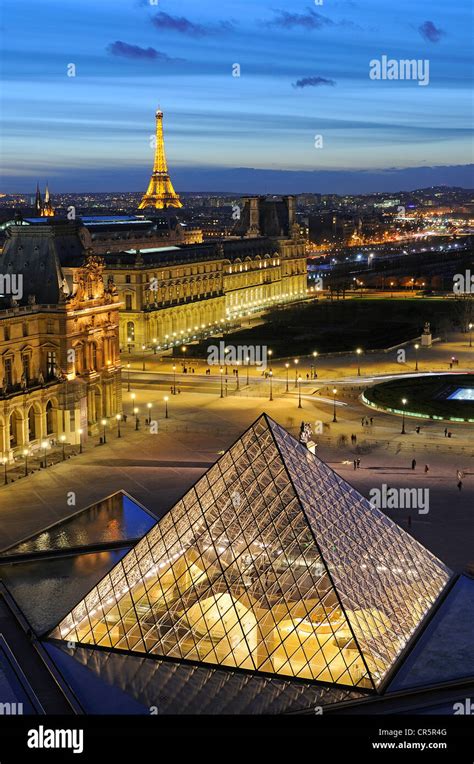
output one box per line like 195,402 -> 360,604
414,343 -> 420,371
332,388 -> 338,423
246,356 -> 250,386
164,395 -> 169,419
101,418 -> 107,444
294,358 -> 299,388
60,434 -> 66,461
401,398 -> 407,434
142,345 -> 146,372
127,336 -> 132,354
311,351 -> 318,379
268,349 -> 273,372
153,338 -> 157,354
146,402 -> 152,425
127,362 -> 131,392
269,370 -> 273,401
356,348 -> 362,377
469,323 -> 473,348
134,407 -> 139,430
116,413 -> 121,438
172,364 -> 177,395
235,365 -> 240,391
41,439 -> 49,468
77,428 -> 83,454
220,367 -> 224,398
130,392 -> 136,416
23,448 -> 29,477
298,376 -> 303,409
285,362 -> 290,392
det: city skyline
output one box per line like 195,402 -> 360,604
2,0 -> 473,193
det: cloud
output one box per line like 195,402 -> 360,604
151,11 -> 233,37
418,21 -> 445,43
292,76 -> 336,89
269,9 -> 333,30
107,41 -> 183,61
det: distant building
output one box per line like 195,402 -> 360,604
34,183 -> 55,217
0,222 -> 121,459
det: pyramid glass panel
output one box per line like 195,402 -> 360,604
52,415 -> 451,690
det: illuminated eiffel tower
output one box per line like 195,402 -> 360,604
138,108 -> 182,210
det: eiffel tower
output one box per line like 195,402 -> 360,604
138,109 -> 182,210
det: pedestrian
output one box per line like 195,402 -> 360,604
415,426 -> 420,434
306,373 -> 309,380
356,458 -> 361,469
424,464 -> 429,473
353,459 -> 357,470
370,417 -> 373,426
411,458 -> 416,470
122,413 -> 127,423
444,427 -> 448,437
448,431 -> 452,438
457,480 -> 463,491
353,434 -> 357,444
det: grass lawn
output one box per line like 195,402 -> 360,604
363,374 -> 474,422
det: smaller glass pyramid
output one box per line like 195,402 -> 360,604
52,415 -> 451,691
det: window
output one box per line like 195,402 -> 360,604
127,321 -> 135,341
4,326 -> 10,341
91,344 -> 97,370
125,294 -> 132,310
22,354 -> 30,382
125,275 -> 131,284
46,351 -> 57,379
47,320 -> 54,334
22,322 -> 28,337
4,357 -> 13,387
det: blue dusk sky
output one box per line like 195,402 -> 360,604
1,0 -> 473,193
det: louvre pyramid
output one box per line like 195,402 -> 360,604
52,415 -> 451,691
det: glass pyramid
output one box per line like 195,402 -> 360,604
52,415 -> 451,691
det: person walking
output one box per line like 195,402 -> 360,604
424,464 -> 429,473
457,480 -> 463,491
353,459 -> 357,471
444,427 -> 448,437
411,458 -> 416,470
356,458 -> 361,469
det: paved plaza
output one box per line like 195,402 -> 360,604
1,332 -> 472,572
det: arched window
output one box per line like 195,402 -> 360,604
46,401 -> 54,435
27,407 -> 36,441
127,321 -> 135,341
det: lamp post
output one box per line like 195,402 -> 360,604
77,429 -> 83,454
41,440 -> 49,468
116,414 -> 121,438
298,376 -> 302,409
127,362 -> 131,392
153,338 -> 157,354
172,364 -> 177,395
127,336 -> 132,354
60,434 -> 66,461
101,418 -> 107,444
285,362 -> 289,392
130,392 -> 136,416
142,345 -> 146,372
332,388 -> 337,423
220,367 -> 224,398
134,407 -> 139,430
414,343 -> 419,371
164,395 -> 169,419
294,358 -> 299,388
469,323 -> 473,348
246,356 -> 250,386
401,398 -> 407,435
390,281 -> 394,298
356,348 -> 362,377
269,370 -> 273,401
268,349 -> 273,372
235,367 -> 240,391
312,351 -> 318,379
146,402 -> 152,425
2,457 -> 7,485
23,448 -> 29,477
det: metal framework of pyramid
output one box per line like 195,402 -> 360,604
52,415 -> 452,691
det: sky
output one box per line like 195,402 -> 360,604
1,0 -> 473,193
